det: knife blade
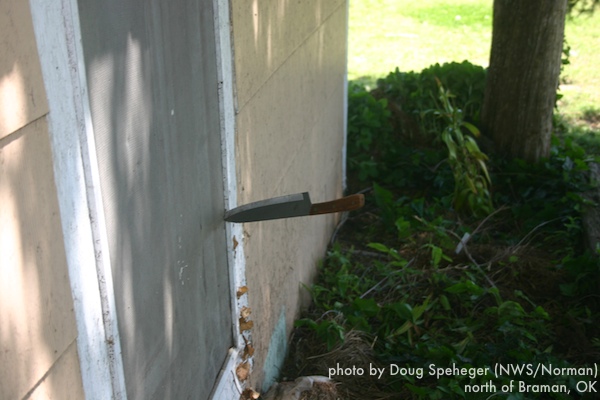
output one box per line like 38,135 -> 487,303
224,192 -> 365,222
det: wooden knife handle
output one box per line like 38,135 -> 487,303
309,194 -> 365,215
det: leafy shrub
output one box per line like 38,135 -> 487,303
298,239 -> 585,398
376,60 -> 486,139
347,61 -> 491,213
346,82 -> 394,181
492,136 -> 594,250
433,80 -> 493,217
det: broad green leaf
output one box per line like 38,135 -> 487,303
462,121 -> 481,137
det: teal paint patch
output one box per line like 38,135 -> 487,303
262,307 -> 288,391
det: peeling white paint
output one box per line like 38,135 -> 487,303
210,0 -> 249,398
178,264 -> 188,285
342,0 -> 349,191
29,0 -> 126,398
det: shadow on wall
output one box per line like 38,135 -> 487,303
0,121 -> 82,399
76,0 -> 232,398
230,0 -> 347,391
0,0 -> 82,397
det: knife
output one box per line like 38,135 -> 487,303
224,192 -> 365,222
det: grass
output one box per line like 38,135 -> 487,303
348,0 -> 600,131
348,0 -> 493,87
560,11 -> 600,128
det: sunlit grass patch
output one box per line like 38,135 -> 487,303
348,0 -> 492,88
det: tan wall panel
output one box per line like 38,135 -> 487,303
232,1 -> 347,390
235,6 -> 347,201
232,0 -> 345,110
0,118 -> 82,399
0,0 -> 48,139
26,340 -> 85,400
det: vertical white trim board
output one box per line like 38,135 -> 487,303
29,0 -> 127,398
342,0 -> 349,191
211,0 -> 250,398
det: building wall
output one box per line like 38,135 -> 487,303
0,0 -> 84,398
231,0 -> 348,390
1,0 -> 348,396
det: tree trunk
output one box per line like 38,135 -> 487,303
481,0 -> 567,162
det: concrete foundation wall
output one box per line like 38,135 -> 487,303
0,0 -> 84,398
231,0 -> 348,390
